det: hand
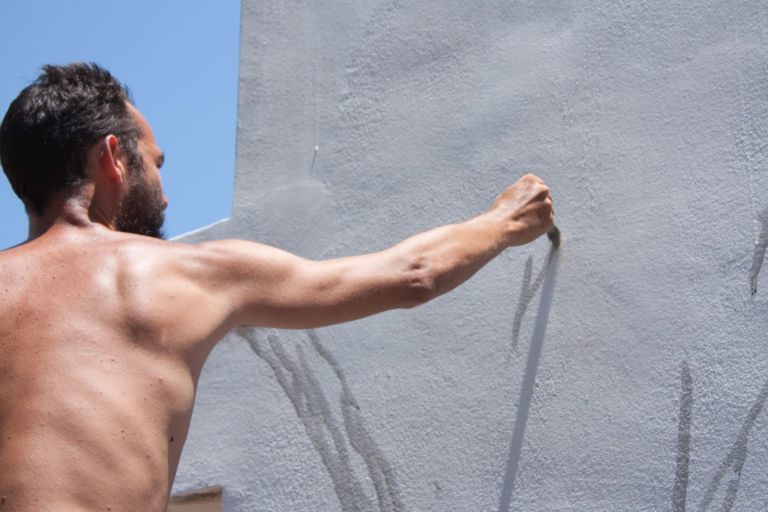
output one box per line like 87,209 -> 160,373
491,174 -> 554,247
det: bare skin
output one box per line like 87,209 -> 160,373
0,104 -> 554,511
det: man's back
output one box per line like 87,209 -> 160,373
0,226 -> 223,511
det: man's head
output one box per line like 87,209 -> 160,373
0,62 -> 166,238
113,103 -> 167,239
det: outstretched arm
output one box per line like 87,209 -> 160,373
198,174 -> 553,330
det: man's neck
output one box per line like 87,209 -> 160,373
27,195 -> 114,242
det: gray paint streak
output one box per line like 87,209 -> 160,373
698,379 -> 768,512
242,328 -> 402,512
307,331 -> 405,512
671,363 -> 768,512
511,256 -> 547,351
245,331 -> 373,511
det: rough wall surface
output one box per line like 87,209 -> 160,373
173,1 -> 768,510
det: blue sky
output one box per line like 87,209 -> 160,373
0,1 -> 241,248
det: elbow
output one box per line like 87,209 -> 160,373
399,257 -> 440,308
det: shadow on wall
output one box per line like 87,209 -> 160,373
499,246 -> 559,512
749,207 -> 768,296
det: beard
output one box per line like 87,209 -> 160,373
114,172 -> 166,239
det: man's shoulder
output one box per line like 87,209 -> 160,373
112,232 -> 197,258
2,229 -> 191,258
106,234 -> 221,280
110,235 -> 264,285
0,230 -> 212,279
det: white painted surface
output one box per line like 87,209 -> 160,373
174,1 -> 768,510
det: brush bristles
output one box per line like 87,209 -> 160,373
547,226 -> 561,248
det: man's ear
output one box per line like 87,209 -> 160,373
95,134 -> 126,184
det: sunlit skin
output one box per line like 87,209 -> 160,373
0,103 -> 553,511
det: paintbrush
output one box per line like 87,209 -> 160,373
547,226 -> 561,249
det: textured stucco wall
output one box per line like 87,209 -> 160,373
173,1 -> 768,510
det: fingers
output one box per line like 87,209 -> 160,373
510,173 -> 555,242
540,196 -> 555,232
519,174 -> 553,208
544,187 -> 555,227
519,174 -> 550,199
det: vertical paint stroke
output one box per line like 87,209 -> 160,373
243,328 -> 402,511
498,247 -> 558,512
749,207 -> 768,295
698,378 -> 768,511
673,361 -> 693,512
296,344 -> 374,511
244,331 -> 373,511
308,330 -> 405,512
511,256 -> 547,350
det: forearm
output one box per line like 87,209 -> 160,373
388,210 -> 510,303
382,173 -> 554,306
261,212 -> 509,327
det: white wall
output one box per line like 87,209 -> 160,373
173,1 -> 768,510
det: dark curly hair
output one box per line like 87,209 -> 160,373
0,63 -> 142,215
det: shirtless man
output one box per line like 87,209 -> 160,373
0,63 -> 554,511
